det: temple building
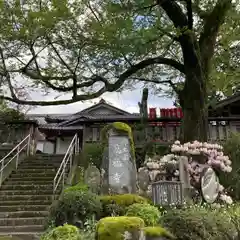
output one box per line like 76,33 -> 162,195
24,94 -> 240,155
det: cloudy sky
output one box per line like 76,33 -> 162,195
28,88 -> 174,115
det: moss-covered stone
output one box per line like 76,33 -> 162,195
96,216 -> 144,240
143,226 -> 175,239
101,122 -> 135,160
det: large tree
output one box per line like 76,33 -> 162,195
0,0 -> 239,141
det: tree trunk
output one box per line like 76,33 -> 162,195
180,72 -> 208,142
179,36 -> 209,143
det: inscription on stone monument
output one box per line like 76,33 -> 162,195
108,135 -> 132,192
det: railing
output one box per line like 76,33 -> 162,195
53,133 -> 79,197
0,134 -> 32,187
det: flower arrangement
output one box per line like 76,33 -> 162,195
138,140 -> 233,204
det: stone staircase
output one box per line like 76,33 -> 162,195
0,153 -> 65,238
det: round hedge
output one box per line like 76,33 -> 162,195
99,194 -> 148,217
143,226 -> 175,239
41,224 -> 81,240
126,203 -> 161,226
96,216 -> 144,240
161,206 -> 235,240
50,189 -> 102,226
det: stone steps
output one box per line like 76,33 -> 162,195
0,211 -> 49,218
5,180 -> 54,184
0,233 -> 42,240
0,153 -> 65,237
0,184 -> 55,191
0,200 -> 52,206
10,173 -> 56,178
7,176 -> 56,181
0,195 -> 56,201
0,225 -> 45,233
0,205 -> 50,212
0,217 -> 46,226
0,189 -> 59,195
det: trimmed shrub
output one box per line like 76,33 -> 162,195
143,226 -> 175,239
126,203 -> 161,226
220,132 -> 240,200
64,183 -> 89,193
50,190 -> 102,226
41,224 -> 81,240
99,194 -> 148,217
161,205 -> 235,240
96,216 -> 144,240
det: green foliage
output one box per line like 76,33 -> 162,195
143,226 -> 175,239
0,0 -> 238,109
50,189 -> 102,226
96,216 -> 144,240
80,143 -> 104,169
161,205 -> 235,240
220,132 -> 240,200
64,183 -> 89,193
99,194 -> 148,217
41,224 -> 81,240
126,203 -> 161,226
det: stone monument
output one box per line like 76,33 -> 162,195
101,125 -> 137,194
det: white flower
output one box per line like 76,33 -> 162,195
174,140 -> 181,145
146,162 -> 154,169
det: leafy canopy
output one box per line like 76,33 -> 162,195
0,0 -> 238,106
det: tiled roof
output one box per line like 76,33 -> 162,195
39,124 -> 83,130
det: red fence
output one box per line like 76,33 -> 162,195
149,108 -> 183,126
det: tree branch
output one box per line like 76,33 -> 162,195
199,0 -> 232,74
186,0 -> 193,29
157,0 -> 188,29
2,56 -> 184,106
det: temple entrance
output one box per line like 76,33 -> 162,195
37,126 -> 84,155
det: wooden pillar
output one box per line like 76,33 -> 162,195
82,125 -> 86,150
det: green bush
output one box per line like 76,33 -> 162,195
50,190 -> 102,226
80,143 -> 103,169
64,183 -> 89,193
96,216 -> 144,240
126,203 -> 161,226
41,224 -> 81,240
220,132 -> 240,200
99,194 -> 148,217
143,226 -> 175,239
161,205 -> 235,240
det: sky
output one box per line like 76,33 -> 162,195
28,88 -> 174,115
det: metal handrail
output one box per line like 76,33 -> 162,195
0,134 -> 32,186
53,133 -> 79,196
